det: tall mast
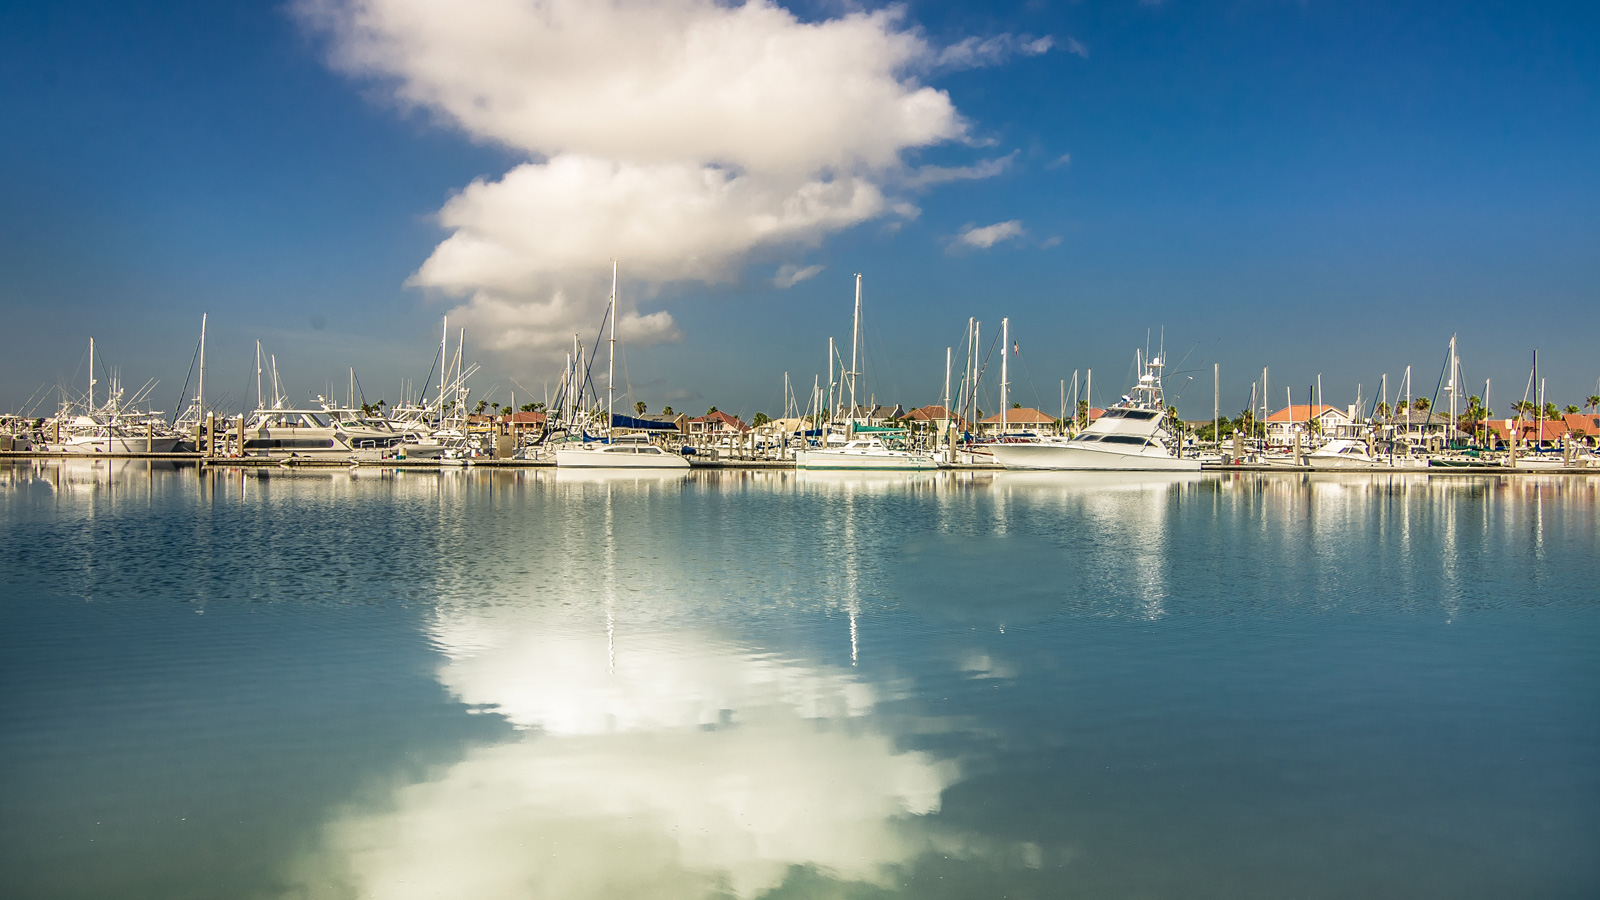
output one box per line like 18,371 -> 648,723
1086,368 -> 1092,419
197,314 -> 206,420
608,260 -> 617,435
1449,333 -> 1458,440
848,273 -> 861,437
255,340 -> 263,410
1000,317 -> 1009,434
1213,363 -> 1219,448
827,336 -> 835,429
440,316 -> 448,416
934,347 -> 947,422
88,337 -> 95,411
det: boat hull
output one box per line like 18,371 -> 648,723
793,449 -> 942,470
1307,455 -> 1382,469
555,447 -> 690,469
53,435 -> 182,454
987,442 -> 1200,471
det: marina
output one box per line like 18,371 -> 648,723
3,459 -> 1597,899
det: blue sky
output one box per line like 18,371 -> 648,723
1,0 -> 1596,421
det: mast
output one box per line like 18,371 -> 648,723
848,273 -> 861,438
1000,317 -> 1009,435
1261,366 -> 1269,445
943,346 -> 952,448
1449,333 -> 1458,442
197,314 -> 206,421
827,336 -> 835,432
607,260 -> 617,436
440,316 -> 448,418
1085,368 -> 1091,421
1213,363 -> 1219,449
88,337 -> 95,412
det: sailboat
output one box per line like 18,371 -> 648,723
794,274 -> 941,471
556,264 -> 690,469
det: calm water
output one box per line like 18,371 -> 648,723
1,460 -> 1597,900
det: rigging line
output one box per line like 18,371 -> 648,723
171,334 -> 202,425
416,342 -> 442,407
353,370 -> 368,407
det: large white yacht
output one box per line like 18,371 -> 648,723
239,408 -> 404,459
794,435 -> 942,470
988,354 -> 1200,471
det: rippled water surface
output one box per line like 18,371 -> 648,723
2,460 -> 1597,899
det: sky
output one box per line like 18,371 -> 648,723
1,0 -> 1596,422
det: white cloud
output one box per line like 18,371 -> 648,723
302,0 -> 1048,360
1050,152 -> 1072,168
935,33 -> 1054,69
773,263 -> 824,289
955,220 -> 1025,250
901,151 -> 1016,188
1065,36 -> 1089,59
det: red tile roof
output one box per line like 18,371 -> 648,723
691,410 -> 750,431
981,407 -> 1056,425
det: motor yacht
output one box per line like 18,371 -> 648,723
988,354 -> 1200,471
1306,439 -> 1382,469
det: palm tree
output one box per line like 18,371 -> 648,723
1411,397 -> 1430,413
1587,395 -> 1600,413
1563,404 -> 1579,415
1375,401 -> 1391,418
661,405 -> 674,416
634,401 -> 647,416
752,412 -> 770,427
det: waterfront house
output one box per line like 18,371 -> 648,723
1265,404 -> 1354,444
979,407 -> 1057,436
689,410 -> 750,435
502,410 -> 547,439
899,405 -> 970,439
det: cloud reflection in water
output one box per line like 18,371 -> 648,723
284,606 -> 956,899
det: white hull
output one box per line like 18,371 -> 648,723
793,449 -> 942,470
53,435 -> 182,454
1306,455 -> 1382,469
988,442 -> 1199,471
555,446 -> 689,468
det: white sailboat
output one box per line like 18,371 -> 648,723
794,274 -> 941,471
556,264 -> 690,469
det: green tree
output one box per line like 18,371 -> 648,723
1011,401 -> 1021,409
752,412 -> 771,427
1075,399 -> 1089,428
532,402 -> 546,412
634,400 -> 647,416
661,405 -> 674,416
1543,402 -> 1560,419
1375,401 -> 1391,418
1563,404 -> 1579,415
520,403 -> 536,412
474,400 -> 488,415
1586,395 -> 1600,413
706,406 -> 718,416
1411,397 -> 1430,412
